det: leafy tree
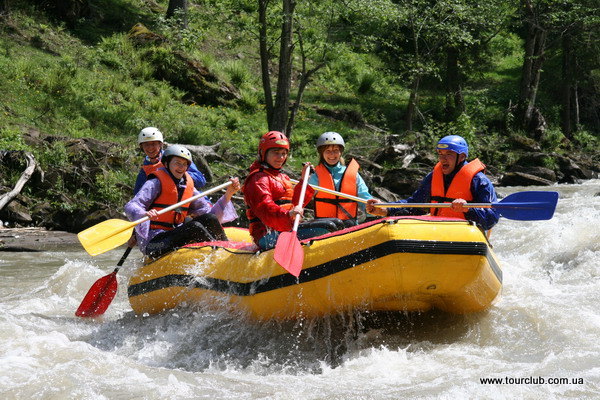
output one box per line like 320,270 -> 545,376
551,0 -> 600,139
206,0 -> 342,137
437,0 -> 513,121
514,0 -> 599,139
344,0 -> 512,130
259,0 -> 339,137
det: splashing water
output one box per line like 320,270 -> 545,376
1,181 -> 599,399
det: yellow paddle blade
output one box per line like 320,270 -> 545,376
77,218 -> 136,256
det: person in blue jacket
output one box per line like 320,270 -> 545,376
134,127 -> 207,195
367,135 -> 499,232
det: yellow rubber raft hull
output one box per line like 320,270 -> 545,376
128,217 -> 502,320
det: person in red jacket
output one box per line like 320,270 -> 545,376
242,131 -> 336,250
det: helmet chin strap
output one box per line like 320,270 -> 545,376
451,154 -> 467,174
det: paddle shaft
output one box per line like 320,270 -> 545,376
290,179 -> 367,204
292,168 -> 312,231
291,179 -> 557,220
130,180 -> 233,227
373,202 -> 494,208
112,245 -> 133,273
292,179 -> 541,209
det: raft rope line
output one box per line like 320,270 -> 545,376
128,238 -> 502,298
173,216 -> 479,256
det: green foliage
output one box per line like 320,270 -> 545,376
542,127 -> 566,151
95,170 -> 127,205
0,127 -> 29,151
34,141 -> 70,169
573,130 -> 600,152
0,0 -> 598,206
421,113 -> 478,153
542,155 -> 558,170
155,12 -> 205,53
224,60 -> 252,88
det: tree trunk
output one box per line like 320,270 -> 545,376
286,28 -> 324,138
270,0 -> 296,134
0,0 -> 9,16
517,0 -> 546,133
444,46 -> 464,121
405,75 -> 420,132
166,0 -> 188,29
258,0 -> 274,126
573,85 -> 580,127
560,32 -> 574,140
287,64 -> 324,138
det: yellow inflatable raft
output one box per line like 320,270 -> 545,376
127,216 -> 502,320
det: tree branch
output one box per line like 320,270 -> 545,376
0,152 -> 36,211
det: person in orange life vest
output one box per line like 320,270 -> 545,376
242,131 -> 341,250
125,145 -> 240,258
308,132 -> 373,228
134,127 -> 207,195
366,135 -> 500,231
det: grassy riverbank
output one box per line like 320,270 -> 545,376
0,1 -> 598,231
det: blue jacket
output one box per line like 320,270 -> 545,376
133,150 -> 207,195
387,161 -> 500,230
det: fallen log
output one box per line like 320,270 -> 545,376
0,151 -> 36,211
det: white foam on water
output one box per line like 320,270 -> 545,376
1,181 -> 599,398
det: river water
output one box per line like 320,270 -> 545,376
1,181 -> 599,399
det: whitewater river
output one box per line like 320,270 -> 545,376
1,180 -> 599,399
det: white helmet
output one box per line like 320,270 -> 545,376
163,145 -> 193,165
138,127 -> 164,144
316,131 -> 345,149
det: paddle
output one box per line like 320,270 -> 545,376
291,180 -> 558,221
290,179 -> 367,204
372,191 -> 559,221
77,181 -> 233,256
75,246 -> 132,317
273,167 -> 311,277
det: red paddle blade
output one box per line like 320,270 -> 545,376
273,231 -> 304,277
75,272 -> 118,317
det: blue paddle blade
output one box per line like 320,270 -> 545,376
495,191 -> 559,221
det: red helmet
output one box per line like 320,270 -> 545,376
258,131 -> 290,161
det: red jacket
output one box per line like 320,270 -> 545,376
242,161 -> 315,244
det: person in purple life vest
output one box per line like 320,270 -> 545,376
125,145 -> 240,258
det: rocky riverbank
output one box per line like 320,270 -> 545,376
0,227 -> 78,252
1,131 -> 599,236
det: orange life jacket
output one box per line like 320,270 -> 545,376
141,160 -> 164,176
314,159 -> 359,220
430,158 -> 485,219
148,169 -> 194,230
244,165 -> 294,238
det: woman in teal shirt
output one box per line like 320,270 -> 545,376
308,132 -> 372,228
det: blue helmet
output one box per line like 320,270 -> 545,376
436,135 -> 468,157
